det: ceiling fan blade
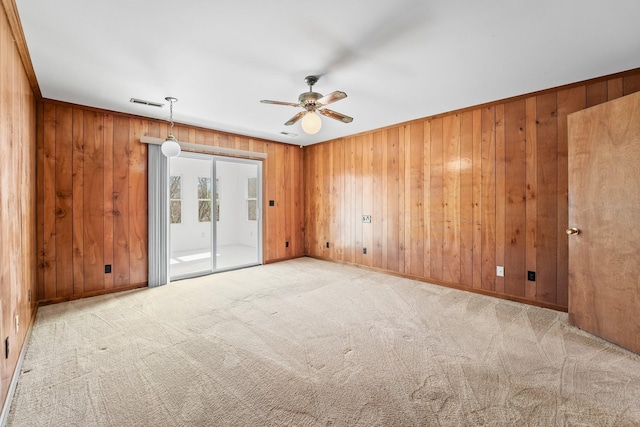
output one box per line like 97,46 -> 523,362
284,111 -> 306,126
317,91 -> 347,106
318,108 -> 353,123
261,100 -> 300,107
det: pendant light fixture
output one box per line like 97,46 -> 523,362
161,97 -> 181,158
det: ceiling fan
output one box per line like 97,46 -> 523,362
261,76 -> 353,134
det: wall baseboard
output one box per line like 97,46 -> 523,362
264,255 -> 305,265
307,255 -> 568,313
0,307 -> 37,427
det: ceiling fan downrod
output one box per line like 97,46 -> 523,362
305,75 -> 319,91
300,76 -> 322,111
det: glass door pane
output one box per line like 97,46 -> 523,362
169,155 -> 214,279
215,159 -> 261,271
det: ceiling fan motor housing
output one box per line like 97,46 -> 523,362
299,92 -> 323,111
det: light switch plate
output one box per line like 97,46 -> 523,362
496,266 -> 504,277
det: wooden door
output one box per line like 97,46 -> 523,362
567,91 -> 640,354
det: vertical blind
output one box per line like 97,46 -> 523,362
148,144 -> 169,287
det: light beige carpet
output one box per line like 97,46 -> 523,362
8,258 -> 640,426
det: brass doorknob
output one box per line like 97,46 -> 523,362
566,227 -> 580,235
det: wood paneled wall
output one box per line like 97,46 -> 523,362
303,70 -> 640,310
0,3 -> 38,411
36,101 -> 304,303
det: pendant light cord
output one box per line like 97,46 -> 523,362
169,98 -> 174,135
165,96 -> 178,138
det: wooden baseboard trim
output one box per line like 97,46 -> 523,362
37,283 -> 147,306
0,307 -> 38,427
307,256 -> 568,313
264,255 -> 305,265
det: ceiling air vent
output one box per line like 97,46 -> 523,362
129,98 -> 164,108
280,131 -> 298,137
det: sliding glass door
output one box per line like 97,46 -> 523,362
169,154 -> 262,280
168,154 -> 214,278
215,160 -> 261,270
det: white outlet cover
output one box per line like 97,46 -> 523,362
496,266 -> 504,277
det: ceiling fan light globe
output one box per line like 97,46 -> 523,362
301,111 -> 322,134
161,137 -> 181,157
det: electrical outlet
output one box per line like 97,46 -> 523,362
363,248 -> 367,254
362,215 -> 372,223
326,242 -> 330,249
285,241 -> 289,248
5,337 -> 8,359
105,264 -> 112,274
528,271 -> 536,281
496,266 -> 504,277
28,289 -> 31,303
15,315 -> 19,333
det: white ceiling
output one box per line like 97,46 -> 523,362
15,0 -> 640,146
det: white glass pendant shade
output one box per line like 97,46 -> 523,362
301,111 -> 322,134
161,137 -> 181,157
